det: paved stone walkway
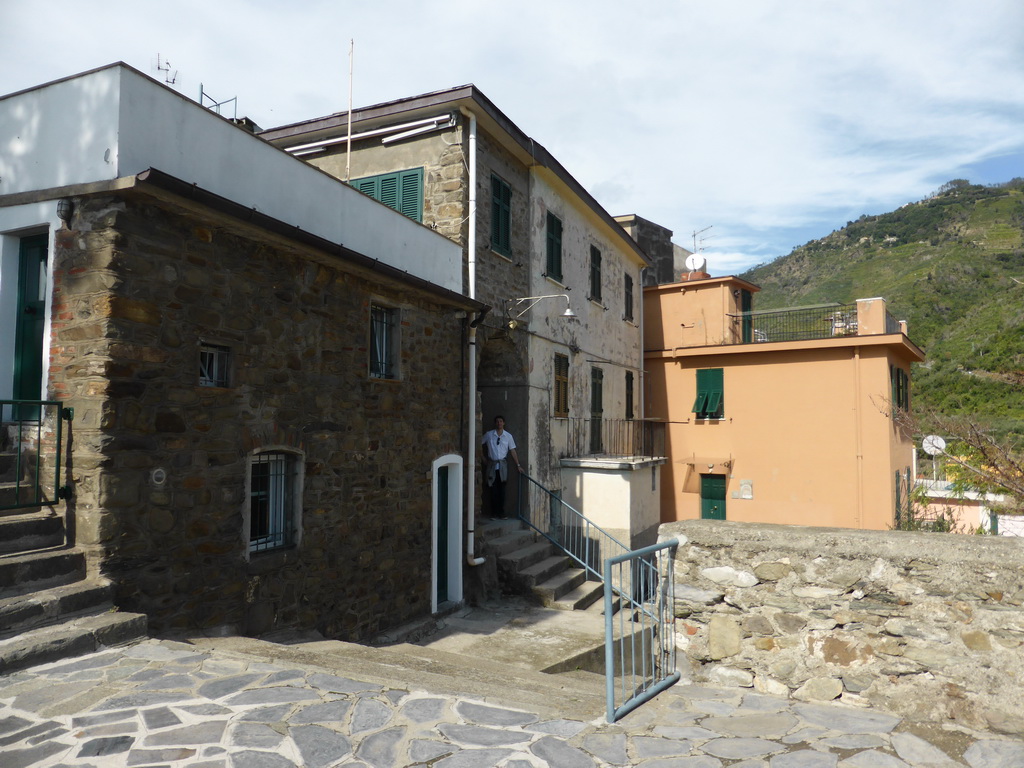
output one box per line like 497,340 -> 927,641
2,639 -> 1023,767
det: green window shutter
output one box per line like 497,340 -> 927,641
546,212 -> 562,281
491,175 -> 511,255
694,368 -> 724,418
399,169 -> 423,221
352,168 -> 423,222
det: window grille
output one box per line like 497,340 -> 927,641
199,344 -> 230,387
250,452 -> 295,553
370,305 -> 398,379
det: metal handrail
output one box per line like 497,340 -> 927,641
517,472 -> 632,582
0,400 -> 72,512
736,303 -> 859,344
605,538 -> 680,722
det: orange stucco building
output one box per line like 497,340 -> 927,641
644,273 -> 925,530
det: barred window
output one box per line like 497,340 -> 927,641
370,304 -> 398,380
199,343 -> 230,388
249,451 -> 300,554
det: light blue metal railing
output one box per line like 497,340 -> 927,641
517,472 -> 632,582
516,472 -> 679,720
604,539 -> 680,722
0,400 -> 72,512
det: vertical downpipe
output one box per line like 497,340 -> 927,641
853,347 -> 865,528
463,108 -> 485,566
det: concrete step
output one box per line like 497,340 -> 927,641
549,578 -> 606,611
475,518 -> 522,543
0,579 -> 114,634
0,547 -> 86,598
517,554 -> 573,590
0,511 -> 64,555
498,540 -> 555,575
534,567 -> 587,605
0,609 -> 148,675
185,633 -> 607,721
485,529 -> 538,557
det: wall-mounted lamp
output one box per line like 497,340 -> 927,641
56,198 -> 74,225
504,294 -> 576,329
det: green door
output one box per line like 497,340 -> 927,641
436,465 -> 449,603
700,474 -> 726,520
13,235 -> 48,418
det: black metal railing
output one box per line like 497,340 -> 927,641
737,303 -> 858,344
0,400 -> 72,512
560,418 -> 665,460
885,310 -> 901,335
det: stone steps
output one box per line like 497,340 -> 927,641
0,546 -> 86,596
0,609 -> 147,674
0,510 -> 64,555
0,484 -> 148,674
186,633 -> 607,721
482,519 -> 620,617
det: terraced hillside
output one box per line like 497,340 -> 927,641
742,179 -> 1024,439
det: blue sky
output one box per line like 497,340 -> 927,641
3,0 -> 1022,274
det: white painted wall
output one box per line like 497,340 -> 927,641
0,65 -> 462,293
560,459 -> 663,549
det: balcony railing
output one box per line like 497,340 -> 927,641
558,418 -> 665,460
737,303 -> 859,344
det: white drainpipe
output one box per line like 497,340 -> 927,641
462,107 -> 485,566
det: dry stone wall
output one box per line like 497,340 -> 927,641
660,519 -> 1024,736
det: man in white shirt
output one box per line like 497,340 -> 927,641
480,415 -> 522,518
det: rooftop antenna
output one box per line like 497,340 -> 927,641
155,54 -> 177,85
346,39 -> 354,182
199,84 -> 238,120
692,225 -> 714,254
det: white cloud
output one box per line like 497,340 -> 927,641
3,0 -> 1022,274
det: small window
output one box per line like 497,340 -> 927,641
491,175 -> 512,256
554,353 -> 569,417
370,304 -> 398,380
624,274 -> 634,322
890,365 -> 910,412
199,343 -> 230,388
625,371 -> 635,420
249,451 -> 299,554
546,212 -> 563,282
693,368 -> 724,419
589,246 -> 602,302
353,168 -> 424,222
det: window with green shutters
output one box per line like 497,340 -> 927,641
890,364 -> 909,412
624,274 -> 634,321
554,353 -> 569,417
491,175 -> 512,256
353,168 -> 424,222
589,246 -> 602,301
692,368 -> 724,419
546,212 -> 563,281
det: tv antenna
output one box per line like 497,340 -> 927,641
155,54 -> 177,85
692,225 -> 714,253
199,84 -> 238,120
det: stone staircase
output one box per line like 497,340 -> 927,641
479,518 -> 614,613
0,425 -> 147,674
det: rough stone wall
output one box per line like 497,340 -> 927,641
660,519 -> 1024,736
49,192 -> 466,641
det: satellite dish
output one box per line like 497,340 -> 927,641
685,253 -> 707,273
922,435 -> 946,456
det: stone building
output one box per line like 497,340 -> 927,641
0,64 -> 481,640
261,86 -> 665,551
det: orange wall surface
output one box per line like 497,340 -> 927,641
645,279 -> 924,531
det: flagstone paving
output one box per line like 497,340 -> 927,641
1,639 -> 1022,767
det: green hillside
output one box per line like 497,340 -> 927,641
741,179 -> 1024,439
